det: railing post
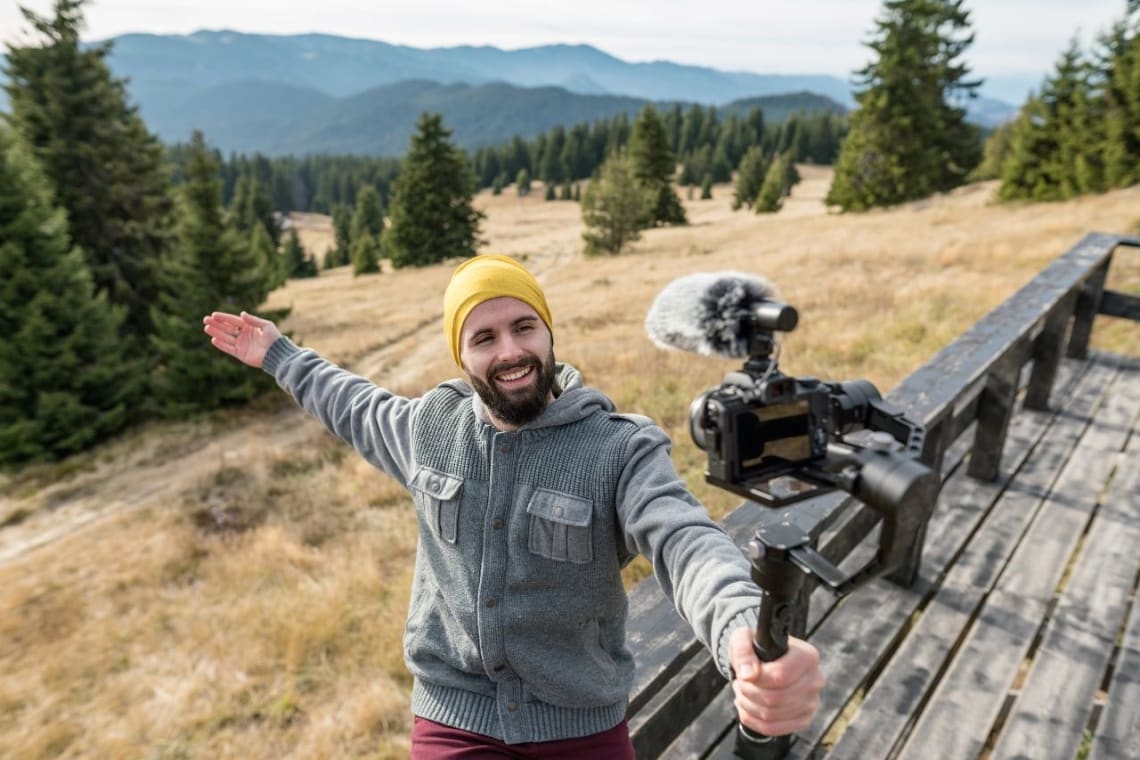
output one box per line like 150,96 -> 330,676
969,344 -> 1026,481
1025,297 -> 1074,410
1066,259 -> 1111,360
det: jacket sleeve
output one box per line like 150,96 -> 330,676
614,420 -> 760,679
262,336 -> 417,486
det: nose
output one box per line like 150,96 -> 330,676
496,333 -> 526,363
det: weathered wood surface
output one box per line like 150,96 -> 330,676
629,352 -> 1139,759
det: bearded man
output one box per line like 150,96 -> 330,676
203,254 -> 824,758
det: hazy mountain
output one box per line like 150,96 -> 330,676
0,31 -> 1018,154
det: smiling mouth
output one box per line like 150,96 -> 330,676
495,365 -> 535,386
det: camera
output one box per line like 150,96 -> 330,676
686,299 -> 935,515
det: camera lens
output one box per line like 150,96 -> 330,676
689,392 -> 714,452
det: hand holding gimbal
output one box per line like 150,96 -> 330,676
646,273 -> 941,758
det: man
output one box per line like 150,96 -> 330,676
203,254 -> 824,758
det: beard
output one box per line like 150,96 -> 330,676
468,350 -> 559,428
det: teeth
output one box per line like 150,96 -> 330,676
498,367 -> 531,382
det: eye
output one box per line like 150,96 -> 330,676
516,323 -> 535,334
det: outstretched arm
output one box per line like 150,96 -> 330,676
202,311 -> 281,368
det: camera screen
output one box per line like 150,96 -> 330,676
738,400 -> 812,469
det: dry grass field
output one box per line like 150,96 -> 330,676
1,166 -> 1138,759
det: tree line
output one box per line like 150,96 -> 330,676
0,0 -> 482,467
979,1 -> 1140,201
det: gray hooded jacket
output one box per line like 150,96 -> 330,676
263,337 -> 760,744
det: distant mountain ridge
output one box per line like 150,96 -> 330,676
0,31 -> 1017,156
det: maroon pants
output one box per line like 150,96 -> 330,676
410,716 -> 636,759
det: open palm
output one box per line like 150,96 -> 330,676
202,311 -> 281,368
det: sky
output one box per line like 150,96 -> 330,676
1,1 -> 1132,102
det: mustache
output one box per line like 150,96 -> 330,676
489,356 -> 541,377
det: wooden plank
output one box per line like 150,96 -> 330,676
993,383 -> 1140,760
895,355 -> 1137,759
823,358 -> 1113,759
895,590 -> 1048,760
1090,585 -> 1140,760
995,360 -> 1140,603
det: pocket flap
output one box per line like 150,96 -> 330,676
526,489 -> 593,527
409,466 -> 464,501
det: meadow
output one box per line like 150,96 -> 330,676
1,167 -> 1138,759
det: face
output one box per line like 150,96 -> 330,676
459,297 -> 557,429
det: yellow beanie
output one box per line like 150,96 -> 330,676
443,255 -> 553,367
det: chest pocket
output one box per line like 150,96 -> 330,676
409,466 -> 464,544
526,488 -> 593,564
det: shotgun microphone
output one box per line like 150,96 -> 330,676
644,272 -> 796,359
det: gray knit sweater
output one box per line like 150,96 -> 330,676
263,337 -> 760,744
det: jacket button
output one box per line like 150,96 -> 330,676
492,519 -> 503,530
486,598 -> 498,608
428,478 -> 440,493
499,445 -> 511,454
494,663 -> 506,672
553,506 -> 564,518
507,701 -> 518,712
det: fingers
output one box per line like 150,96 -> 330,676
729,625 -> 761,680
239,310 -> 272,327
732,635 -> 825,737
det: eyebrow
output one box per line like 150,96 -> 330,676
469,316 -> 539,343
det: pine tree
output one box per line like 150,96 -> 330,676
755,155 -> 788,213
4,0 -> 173,341
327,203 -> 352,268
999,41 -> 1105,201
150,132 -> 279,418
250,222 -> 285,289
827,0 -> 982,211
700,173 -> 714,200
629,106 -> 687,226
516,168 -> 532,196
1098,11 -> 1140,188
733,146 -> 771,210
386,113 -> 484,268
351,185 -> 385,244
351,234 -> 382,276
580,152 -> 655,256
282,227 -> 317,278
0,126 -> 141,465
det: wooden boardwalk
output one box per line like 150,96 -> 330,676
632,350 -> 1139,759
625,232 -> 1140,759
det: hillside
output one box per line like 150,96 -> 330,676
1,171 -> 1137,758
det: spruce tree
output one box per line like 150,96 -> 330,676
0,126 -> 141,465
250,222 -> 285,289
351,234 -> 382,276
351,185 -> 385,243
733,146 -> 771,210
327,203 -> 352,268
629,106 -> 687,226
755,155 -> 788,213
516,168 -> 532,196
150,132 -> 279,418
580,152 -> 655,256
700,174 -> 714,200
386,113 -> 483,268
826,0 -> 982,211
282,228 -> 317,279
4,0 -> 173,341
1098,10 -> 1140,189
999,41 -> 1105,201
